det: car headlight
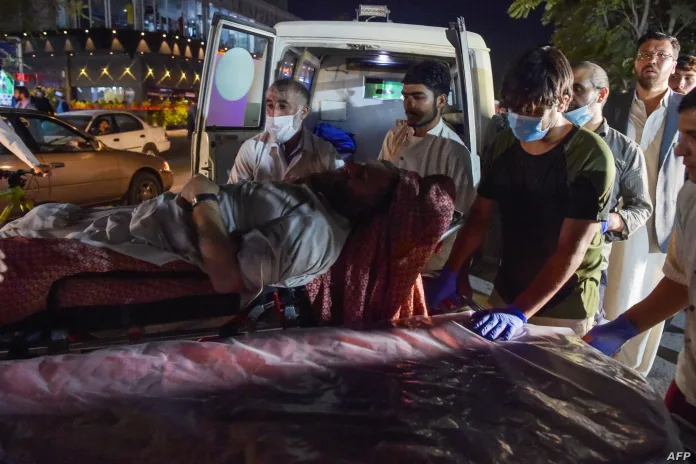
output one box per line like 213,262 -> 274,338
162,161 -> 171,172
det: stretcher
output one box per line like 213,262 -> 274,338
0,212 -> 467,359
0,315 -> 683,463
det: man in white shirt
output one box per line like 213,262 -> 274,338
584,88 -> 696,425
379,61 -> 476,269
602,31 -> 685,376
229,78 -> 342,183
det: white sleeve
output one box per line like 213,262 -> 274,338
663,198 -> 689,286
236,212 -> 347,295
0,118 -> 41,168
228,139 -> 256,183
378,129 -> 395,161
447,144 -> 476,214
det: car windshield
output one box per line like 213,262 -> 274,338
58,115 -> 92,132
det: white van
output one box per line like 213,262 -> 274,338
191,14 -> 494,183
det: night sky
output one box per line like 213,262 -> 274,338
288,0 -> 553,94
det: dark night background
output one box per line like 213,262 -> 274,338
288,0 -> 553,95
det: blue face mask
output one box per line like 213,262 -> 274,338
565,95 -> 598,127
507,111 -> 556,142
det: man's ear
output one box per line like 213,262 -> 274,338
437,94 -> 448,110
558,94 -> 571,113
597,87 -> 610,105
300,104 -> 310,120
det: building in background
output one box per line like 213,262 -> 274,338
0,0 -> 297,106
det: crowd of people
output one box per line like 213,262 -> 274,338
212,30 -> 696,426
0,29 -> 695,429
10,86 -> 70,114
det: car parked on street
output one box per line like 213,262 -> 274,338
0,108 -> 173,208
58,110 -> 171,156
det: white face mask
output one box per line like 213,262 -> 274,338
265,108 -> 303,143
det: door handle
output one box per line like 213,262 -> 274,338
113,138 -> 120,142
49,162 -> 65,169
140,134 -> 146,138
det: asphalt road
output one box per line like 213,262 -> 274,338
161,129 -> 193,193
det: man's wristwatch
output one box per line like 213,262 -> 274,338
190,193 -> 219,208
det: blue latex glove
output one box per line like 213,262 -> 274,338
583,314 -> 639,356
600,221 -> 609,234
469,306 -> 527,341
425,268 -> 458,309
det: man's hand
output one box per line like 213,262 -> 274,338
582,314 -> 639,356
180,174 -> 220,204
33,164 -> 50,177
606,212 -> 625,233
0,249 -> 6,283
469,306 -> 527,341
425,268 -> 459,310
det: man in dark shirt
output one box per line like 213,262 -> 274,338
187,100 -> 197,139
426,47 -> 615,339
32,88 -> 54,115
566,61 -> 653,322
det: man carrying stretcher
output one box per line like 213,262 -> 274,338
0,161 -> 455,326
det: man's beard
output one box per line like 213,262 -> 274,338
408,100 -> 439,128
636,66 -> 663,90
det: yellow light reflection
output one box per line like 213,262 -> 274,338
121,66 -> 135,79
100,66 -> 112,79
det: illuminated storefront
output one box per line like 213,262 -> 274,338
0,0 -> 297,105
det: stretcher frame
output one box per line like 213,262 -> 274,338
0,213 -> 466,360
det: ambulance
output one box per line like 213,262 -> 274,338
191,6 -> 494,183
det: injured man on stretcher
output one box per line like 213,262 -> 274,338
0,161 -> 456,325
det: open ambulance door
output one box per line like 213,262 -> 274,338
192,13 -> 276,183
447,17 -> 479,180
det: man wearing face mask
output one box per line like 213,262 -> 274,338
426,47 -> 615,340
229,78 -> 342,183
379,60 -> 476,270
566,61 -> 653,324
602,32 -> 685,377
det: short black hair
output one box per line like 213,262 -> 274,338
637,31 -> 680,57
269,78 -> 310,106
677,56 -> 696,72
15,86 -> 29,98
402,60 -> 451,98
501,46 -> 573,112
678,88 -> 696,113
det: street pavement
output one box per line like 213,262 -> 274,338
161,129 -> 192,192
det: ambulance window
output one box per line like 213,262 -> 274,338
364,78 -> 403,100
205,26 -> 271,128
278,53 -> 298,79
296,61 -> 316,91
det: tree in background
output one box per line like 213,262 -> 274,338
509,0 -> 696,92
0,0 -> 88,33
